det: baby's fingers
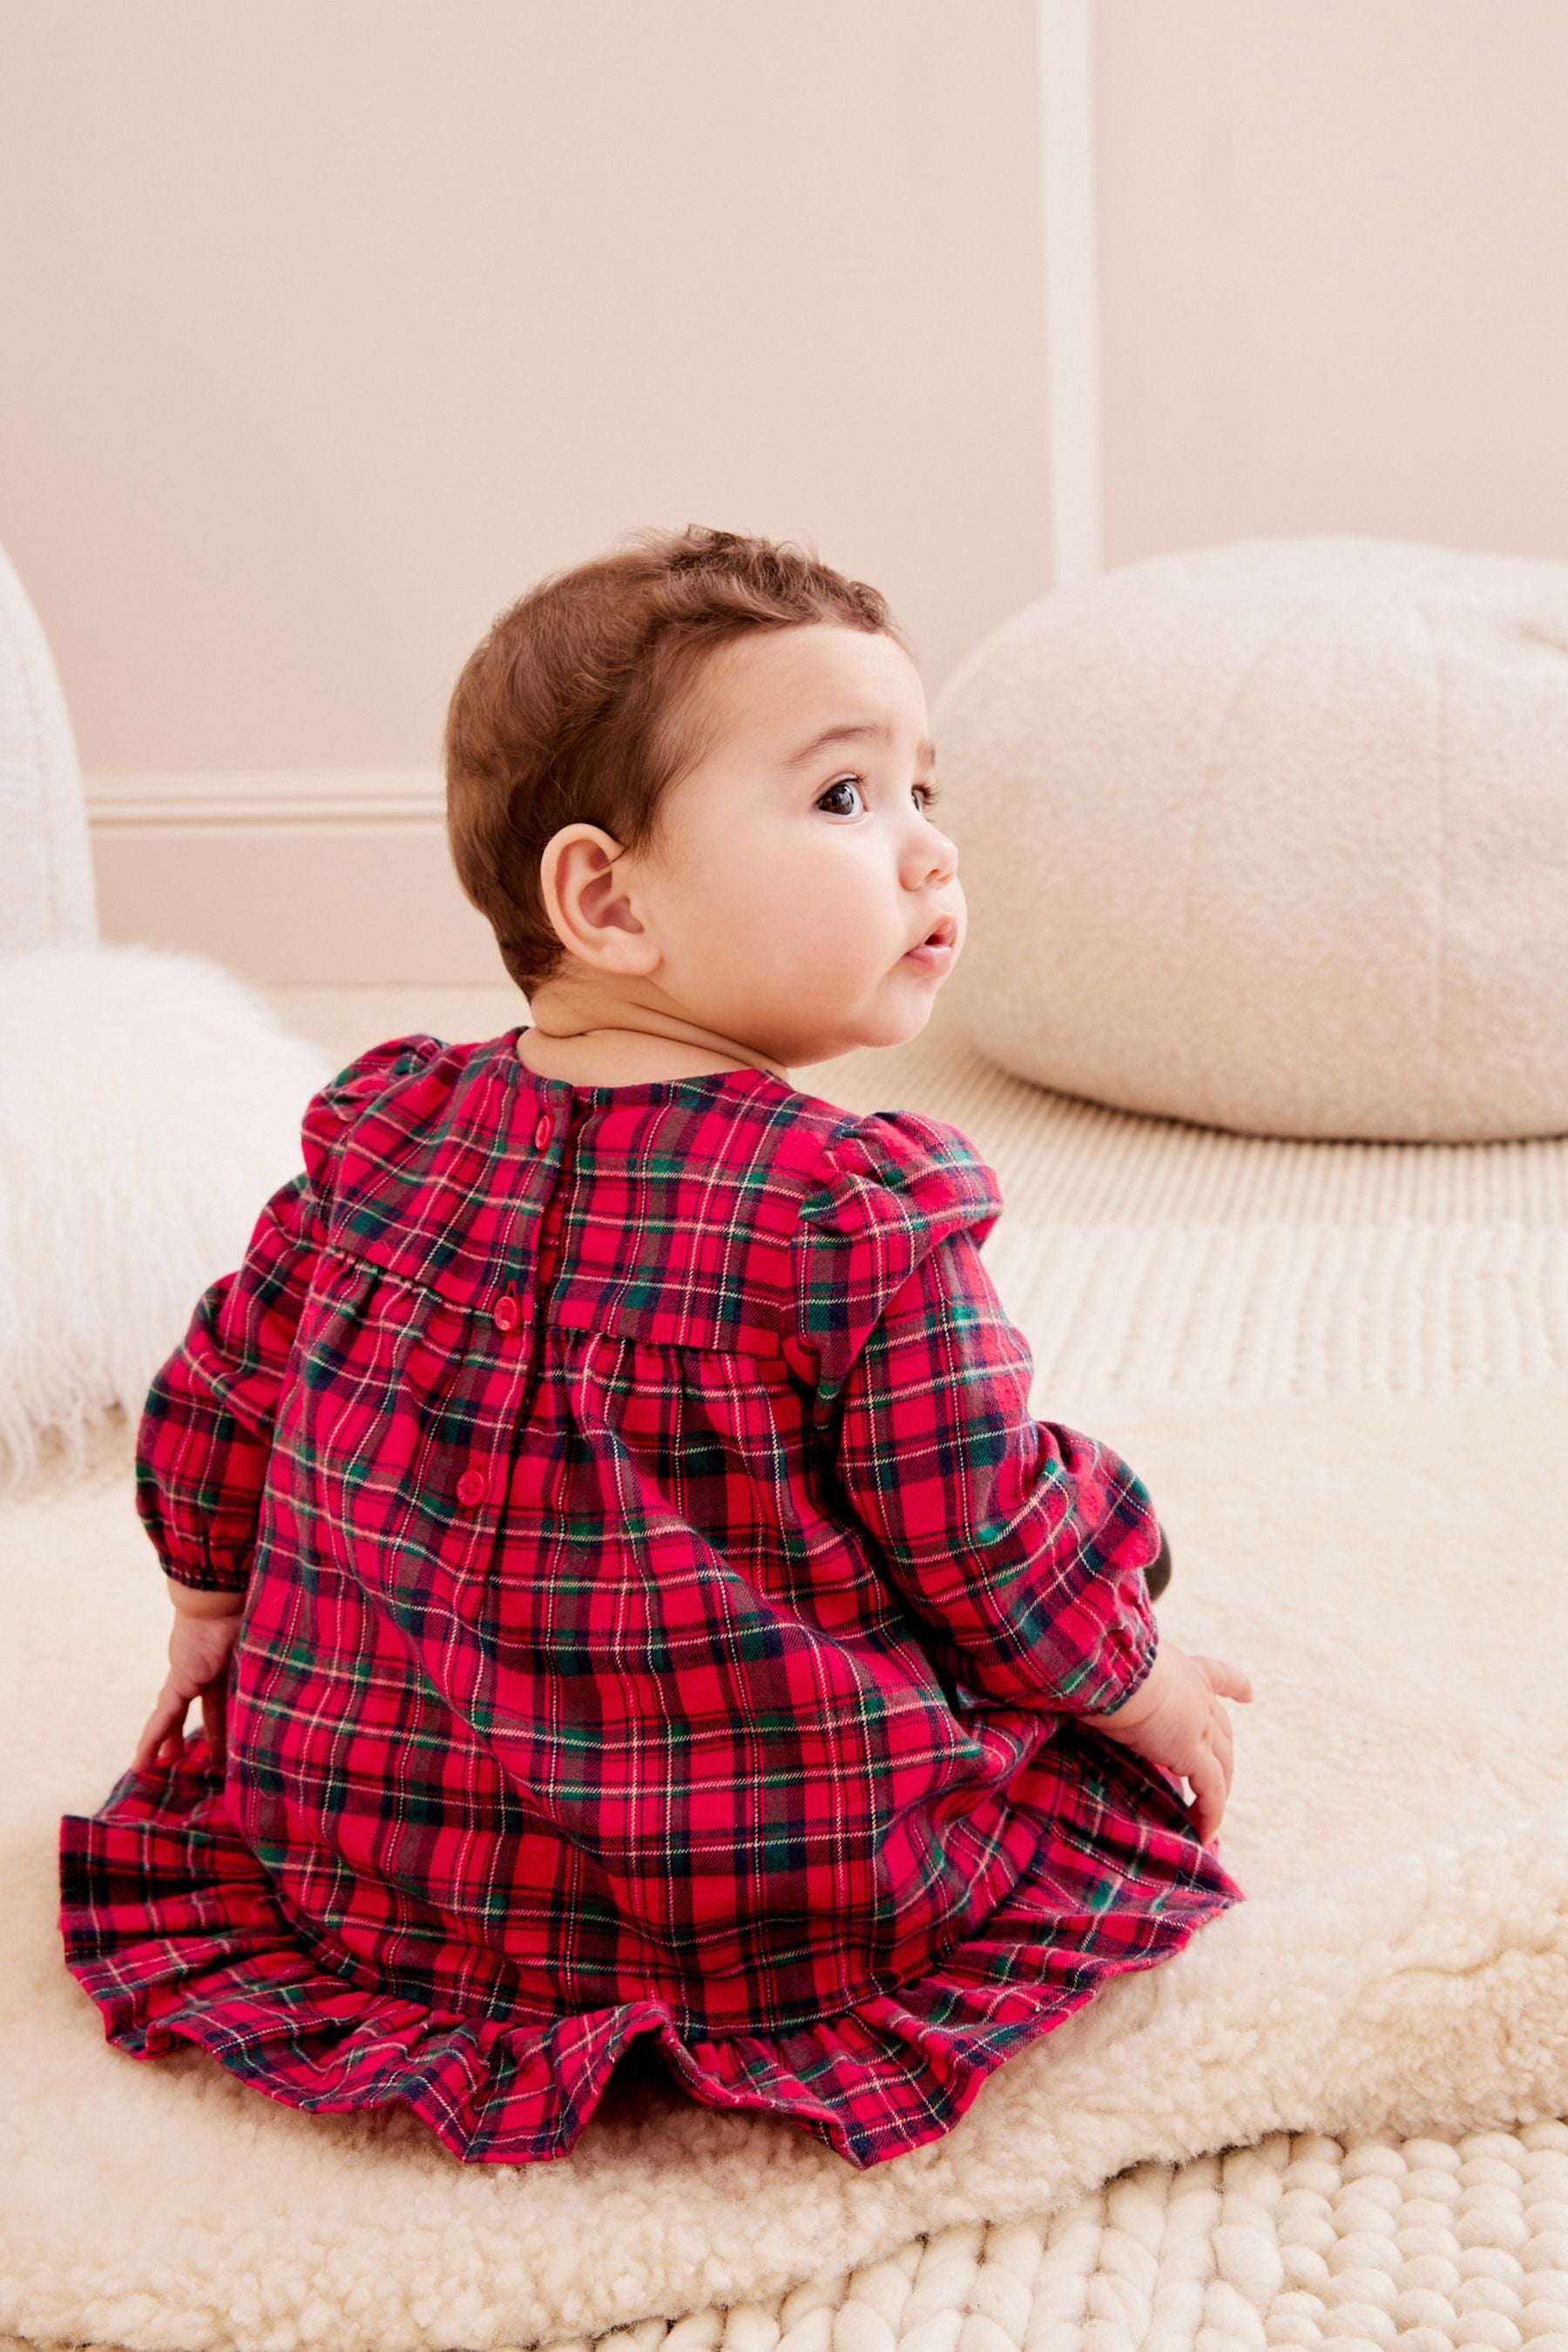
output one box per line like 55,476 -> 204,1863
1185,1745 -> 1227,1846
1210,1706 -> 1235,1794
132,1674 -> 193,1773
1201,1657 -> 1254,1704
132,1694 -> 187,1774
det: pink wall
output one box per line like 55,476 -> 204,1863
0,0 -> 1053,774
3,0 -> 1565,977
1096,0 -> 1568,565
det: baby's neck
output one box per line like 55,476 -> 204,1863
516,1024 -> 787,1087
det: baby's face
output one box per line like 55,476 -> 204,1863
648,623 -> 964,1066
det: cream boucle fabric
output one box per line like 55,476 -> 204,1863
5,995 -> 1565,2352
929,537 -> 1568,1144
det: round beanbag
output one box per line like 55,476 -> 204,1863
928,537 -> 1568,1141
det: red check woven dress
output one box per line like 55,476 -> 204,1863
58,1026 -> 1245,2169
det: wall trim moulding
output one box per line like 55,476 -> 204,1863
84,768 -> 446,830
83,769 -> 500,986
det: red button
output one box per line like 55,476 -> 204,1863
492,1290 -> 520,1332
533,1113 -> 552,1151
455,1468 -> 487,1507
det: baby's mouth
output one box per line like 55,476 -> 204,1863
904,916 -> 957,968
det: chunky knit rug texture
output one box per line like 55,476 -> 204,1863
4,989 -> 1565,2352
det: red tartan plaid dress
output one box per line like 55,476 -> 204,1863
57,1026 -> 1245,2169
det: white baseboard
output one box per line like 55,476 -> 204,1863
84,770 -> 508,986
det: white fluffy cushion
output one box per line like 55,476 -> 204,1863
929,537 -> 1568,1141
0,943 -> 335,1491
0,533 -> 98,956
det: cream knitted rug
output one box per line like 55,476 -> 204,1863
4,990 -> 1565,2352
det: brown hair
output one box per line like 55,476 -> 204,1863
443,523 -> 912,998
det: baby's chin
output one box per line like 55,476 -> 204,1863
835,994 -> 948,1057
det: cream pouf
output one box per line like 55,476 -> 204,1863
929,536 -> 1568,1142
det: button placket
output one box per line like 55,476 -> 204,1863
453,1071 -> 556,1513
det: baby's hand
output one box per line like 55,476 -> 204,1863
132,1612 -> 241,1775
1081,1638 -> 1254,1848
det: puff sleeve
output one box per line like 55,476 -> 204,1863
134,1034 -> 441,1592
792,1112 -> 1163,1720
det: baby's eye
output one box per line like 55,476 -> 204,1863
816,774 -> 943,816
817,775 -> 864,816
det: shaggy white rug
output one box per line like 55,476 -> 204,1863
0,942 -> 335,1492
3,1006 -> 1565,2352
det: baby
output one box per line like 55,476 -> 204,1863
60,523 -> 1253,2172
